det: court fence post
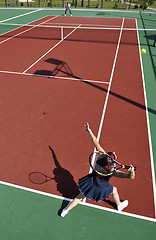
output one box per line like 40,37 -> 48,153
87,0 -> 90,8
101,0 -> 103,8
62,0 -> 64,7
75,0 -> 77,8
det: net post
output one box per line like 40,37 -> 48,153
27,0 -> 29,7
50,0 -> 52,7
38,0 -> 40,7
61,27 -> 64,40
5,0 -> 7,7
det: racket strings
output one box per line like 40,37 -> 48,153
95,163 -> 109,174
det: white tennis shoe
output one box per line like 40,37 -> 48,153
60,208 -> 69,217
117,200 -> 128,212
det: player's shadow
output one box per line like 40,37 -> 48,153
49,146 -> 79,216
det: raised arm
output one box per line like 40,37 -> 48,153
85,123 -> 105,153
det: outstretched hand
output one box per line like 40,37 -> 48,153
128,165 -> 135,179
128,165 -> 135,172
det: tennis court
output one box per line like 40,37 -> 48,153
0,8 -> 156,240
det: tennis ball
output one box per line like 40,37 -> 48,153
141,49 -> 146,54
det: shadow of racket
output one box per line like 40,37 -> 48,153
28,172 -> 54,184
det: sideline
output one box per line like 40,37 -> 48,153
89,18 -> 125,177
136,19 -> 156,218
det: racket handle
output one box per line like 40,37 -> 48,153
124,165 -> 136,170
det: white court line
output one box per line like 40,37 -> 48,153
83,18 -> 125,205
1,23 -> 155,31
0,69 -> 109,85
136,19 -> 156,218
88,18 -> 125,176
96,18 -> 124,142
0,16 -> 58,45
0,180 -> 155,223
0,9 -> 42,23
43,22 -> 123,28
22,24 -> 82,74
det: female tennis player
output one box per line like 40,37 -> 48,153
61,123 -> 135,217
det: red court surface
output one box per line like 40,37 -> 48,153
0,16 -> 155,219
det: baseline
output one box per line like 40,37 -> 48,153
0,180 -> 155,223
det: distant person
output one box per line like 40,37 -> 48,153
64,2 -> 72,16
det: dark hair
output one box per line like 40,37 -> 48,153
96,155 -> 108,167
107,152 -> 116,160
96,153 -> 114,174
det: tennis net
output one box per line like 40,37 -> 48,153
0,22 -> 156,45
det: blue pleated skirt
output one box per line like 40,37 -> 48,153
78,172 -> 113,202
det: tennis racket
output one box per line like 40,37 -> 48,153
28,172 -> 54,184
89,151 -> 136,176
